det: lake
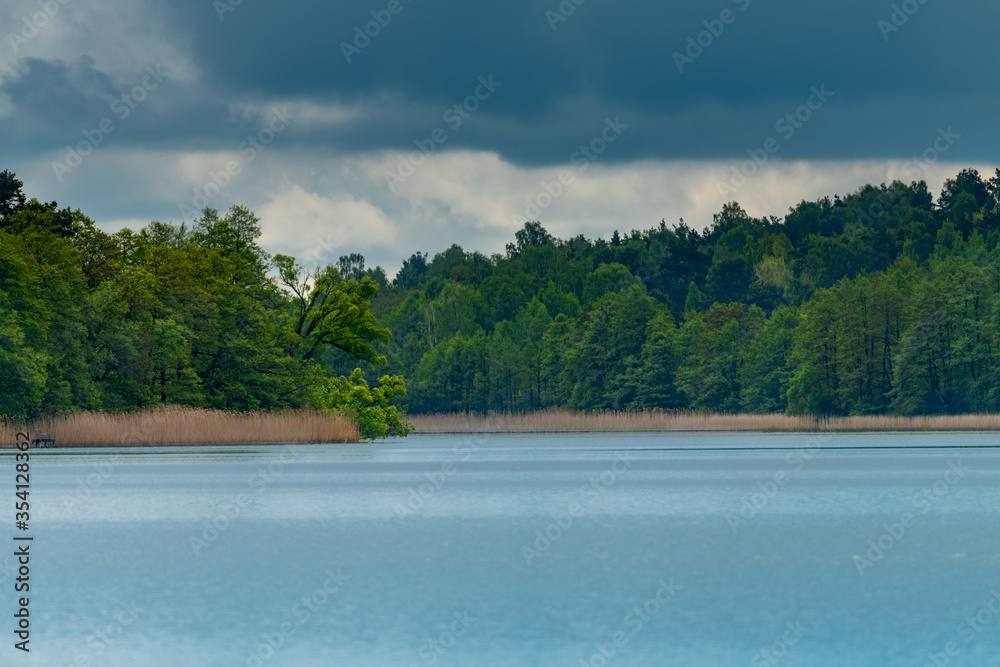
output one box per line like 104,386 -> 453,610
2,432 -> 999,666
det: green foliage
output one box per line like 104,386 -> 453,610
677,303 -> 765,412
326,368 -> 413,439
582,263 -> 639,302
616,313 -> 684,409
0,232 -> 48,418
150,319 -> 202,404
0,178 -> 409,438
367,175 -> 1000,417
0,256 -> 47,417
0,170 -> 27,225
273,254 -> 390,364
8,169 -> 1000,421
739,306 -> 798,413
567,285 -> 660,410
684,282 -> 710,314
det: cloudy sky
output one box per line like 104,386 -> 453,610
2,0 -> 997,273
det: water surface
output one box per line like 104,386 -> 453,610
2,432 -> 999,666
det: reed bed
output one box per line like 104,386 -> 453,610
409,410 -> 1000,434
0,405 -> 359,448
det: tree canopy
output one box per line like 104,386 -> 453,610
360,167 -> 1000,417
5,167 -> 1000,419
0,182 -> 398,424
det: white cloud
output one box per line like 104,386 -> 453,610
11,144 -> 991,277
257,183 -> 395,267
361,149 -> 992,245
227,99 -> 362,128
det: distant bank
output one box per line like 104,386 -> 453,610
409,410 -> 1000,434
7,408 -> 1000,448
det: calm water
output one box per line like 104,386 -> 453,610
2,432 -> 1000,666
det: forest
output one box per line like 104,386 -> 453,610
3,167 -> 1000,420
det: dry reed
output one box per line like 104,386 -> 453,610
0,405 -> 359,448
409,410 -> 1000,434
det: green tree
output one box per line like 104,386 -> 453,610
787,290 -> 841,415
739,306 -> 798,413
566,285 -> 660,410
617,313 -> 683,409
0,170 -> 26,225
0,232 -> 48,417
677,303 -> 765,412
582,263 -> 639,303
273,255 -> 390,364
326,368 -> 412,439
149,319 -> 202,404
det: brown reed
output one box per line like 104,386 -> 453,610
408,410 -> 1000,434
0,405 -> 359,448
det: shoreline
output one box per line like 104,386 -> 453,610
408,411 -> 1000,434
2,430 -> 998,450
1,406 -> 359,448
407,429 -> 1000,435
0,441 -> 349,450
6,408 -> 1000,448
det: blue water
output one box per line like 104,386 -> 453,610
2,432 -> 1000,666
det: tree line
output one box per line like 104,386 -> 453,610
0,170 -> 408,437
3,167 -> 1000,420
363,167 -> 1000,416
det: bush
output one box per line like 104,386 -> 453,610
326,369 -> 413,440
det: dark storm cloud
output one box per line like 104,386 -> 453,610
4,0 -> 1000,164
0,56 -> 241,153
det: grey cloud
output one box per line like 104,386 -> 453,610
2,0 -> 998,166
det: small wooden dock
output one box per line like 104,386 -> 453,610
31,433 -> 56,448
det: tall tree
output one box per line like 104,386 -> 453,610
273,255 -> 390,364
